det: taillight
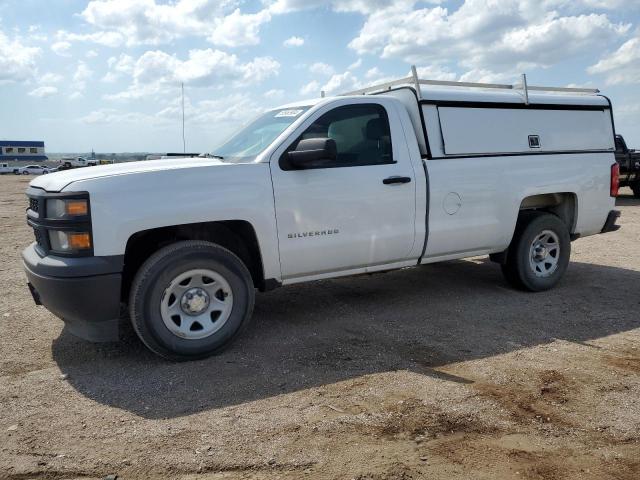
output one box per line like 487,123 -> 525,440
610,163 -> 620,197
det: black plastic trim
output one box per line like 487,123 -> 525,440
429,150 -> 613,161
420,100 -> 608,111
25,187 -> 94,257
23,245 -> 122,342
417,159 -> 430,263
598,95 -> 618,147
22,243 -> 123,278
601,210 -> 621,234
383,176 -> 411,184
262,278 -> 282,292
373,86 -> 433,159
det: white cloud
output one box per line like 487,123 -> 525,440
86,49 -> 99,58
77,0 -> 271,47
414,65 -> 457,81
320,71 -> 360,94
283,36 -> 304,47
348,1 -> 630,73
208,9 -> 272,47
81,108 -> 166,125
458,69 -> 516,83
157,94 -> 257,125
266,0 -> 422,15
69,62 -> 94,98
0,29 -> 40,84
365,67 -> 382,79
347,58 -> 362,70
300,80 -> 321,96
300,67 -> 388,96
39,72 -> 64,84
309,62 -> 334,76
51,40 -> 72,57
103,53 -> 135,82
29,86 -> 58,98
74,62 -> 93,84
264,88 -> 285,99
27,25 -> 48,42
588,35 -> 640,85
58,30 -> 125,48
106,49 -> 280,100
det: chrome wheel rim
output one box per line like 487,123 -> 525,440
529,230 -> 560,278
160,268 -> 233,340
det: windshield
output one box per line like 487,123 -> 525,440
212,107 -> 310,163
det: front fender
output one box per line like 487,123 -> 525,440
64,163 -> 282,280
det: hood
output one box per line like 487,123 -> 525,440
30,157 -> 230,192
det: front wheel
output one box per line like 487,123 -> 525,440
129,240 -> 255,361
501,212 -> 570,292
22,171 -> 29,175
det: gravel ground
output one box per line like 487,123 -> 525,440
1,174 -> 639,480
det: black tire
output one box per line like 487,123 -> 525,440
129,240 -> 255,361
501,211 -> 570,292
631,182 -> 640,199
22,171 -> 29,175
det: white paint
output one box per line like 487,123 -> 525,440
28,86 -> 617,286
270,96 -> 421,279
437,107 -> 614,156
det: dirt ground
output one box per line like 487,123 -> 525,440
1,174 -> 639,480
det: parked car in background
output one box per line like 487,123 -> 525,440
0,162 -> 14,174
615,134 -> 640,197
59,156 -> 97,170
16,165 -> 50,175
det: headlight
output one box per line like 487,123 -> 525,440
47,198 -> 89,218
49,230 -> 92,253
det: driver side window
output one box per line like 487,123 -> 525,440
280,103 -> 394,170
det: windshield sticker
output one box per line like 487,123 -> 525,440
275,109 -> 304,118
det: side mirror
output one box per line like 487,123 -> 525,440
287,138 -> 337,169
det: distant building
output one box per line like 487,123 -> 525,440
0,141 -> 47,161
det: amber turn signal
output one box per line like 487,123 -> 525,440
66,200 -> 88,216
68,232 -> 92,250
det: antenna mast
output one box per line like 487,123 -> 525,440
181,82 -> 186,154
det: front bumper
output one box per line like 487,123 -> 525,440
22,243 -> 123,342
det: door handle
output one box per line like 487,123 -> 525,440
383,176 -> 412,185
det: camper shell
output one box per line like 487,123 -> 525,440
344,70 -> 614,160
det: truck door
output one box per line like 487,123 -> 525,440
270,100 -> 417,280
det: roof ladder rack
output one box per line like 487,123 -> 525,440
340,65 -> 599,97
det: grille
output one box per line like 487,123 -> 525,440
33,228 -> 47,250
29,198 -> 39,213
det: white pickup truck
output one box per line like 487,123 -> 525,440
23,71 -> 621,360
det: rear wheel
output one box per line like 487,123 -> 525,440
631,182 -> 640,198
501,212 -> 570,292
129,240 -> 255,361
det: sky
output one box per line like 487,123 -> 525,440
1,0 -> 639,153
